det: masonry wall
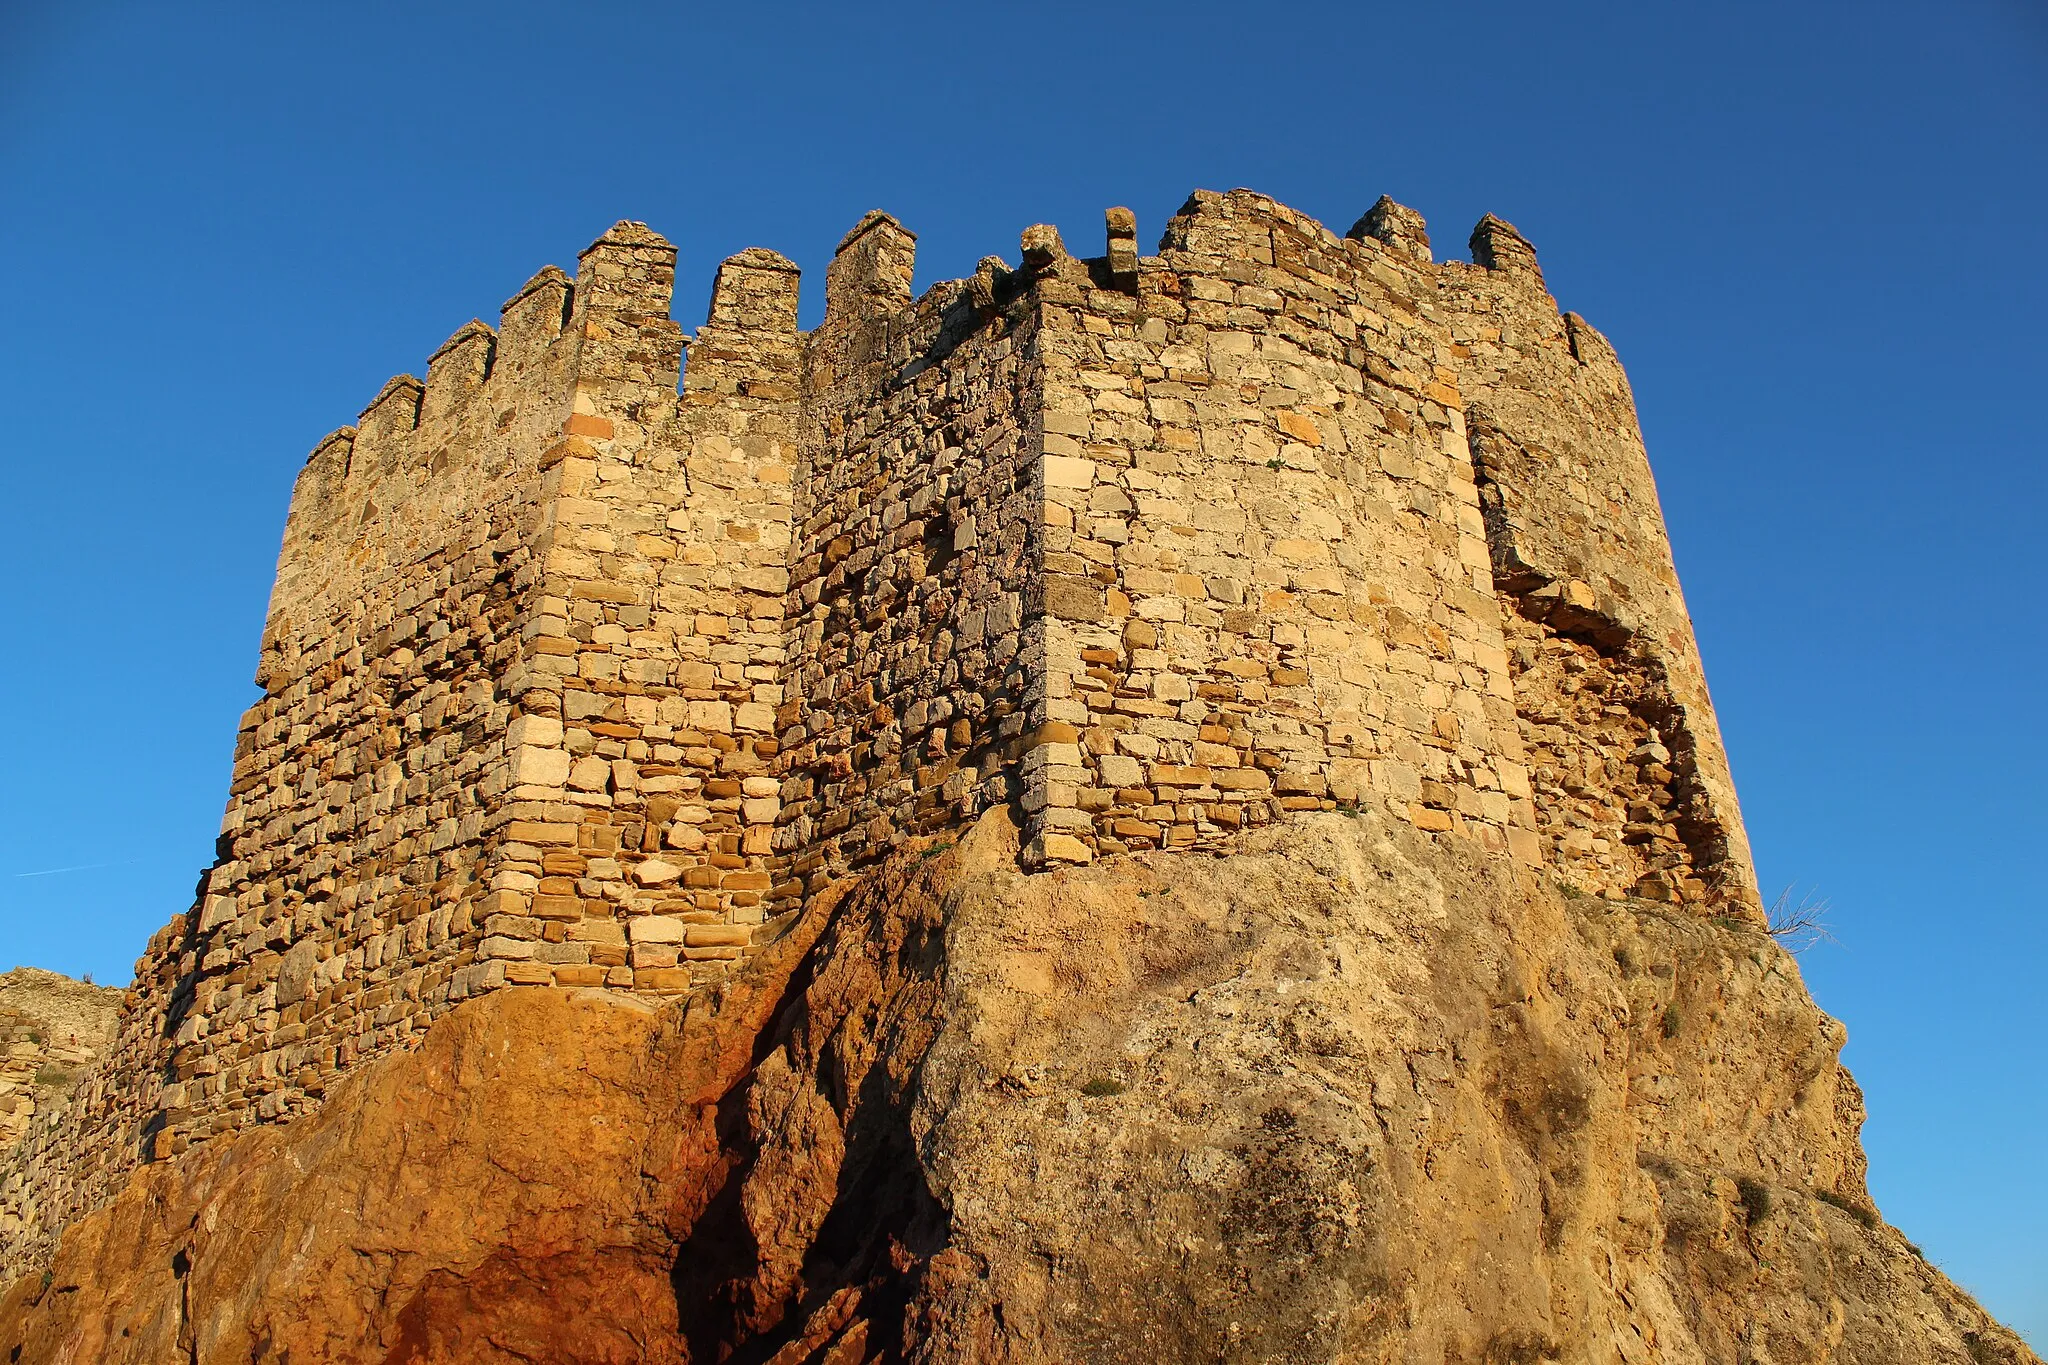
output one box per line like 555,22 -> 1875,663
1021,192 -> 1534,865
0,223 -> 804,1271
0,973 -> 120,1268
1438,217 -> 1758,908
0,268 -> 579,1264
480,232 -> 799,995
159,256 -> 585,1154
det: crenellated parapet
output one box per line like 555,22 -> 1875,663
3,186 -> 1762,1281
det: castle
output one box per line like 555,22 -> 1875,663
0,188 -> 1758,1276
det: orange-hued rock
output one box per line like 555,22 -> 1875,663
2,813 -> 2036,1363
0,896 -> 829,1365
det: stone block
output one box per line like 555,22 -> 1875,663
569,756 -> 612,792
634,967 -> 693,992
1096,754 -> 1144,788
1035,833 -> 1094,864
510,746 -> 571,786
505,821 -> 578,846
634,859 -> 683,887
1044,454 -> 1097,489
1044,577 -> 1105,622
567,918 -> 626,946
628,916 -> 687,944
507,715 -> 563,748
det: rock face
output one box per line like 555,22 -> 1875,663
2,813 -> 2033,1363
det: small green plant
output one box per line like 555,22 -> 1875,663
914,839 -> 953,864
33,1067 -> 73,1087
1736,1176 -> 1773,1225
1907,1241 -> 1927,1261
1080,1076 -> 1126,1097
1660,1004 -> 1682,1039
1265,458 -> 1284,470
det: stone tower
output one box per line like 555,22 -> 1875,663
1,189 -> 1757,1275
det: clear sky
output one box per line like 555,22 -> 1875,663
2,0 -> 2042,1341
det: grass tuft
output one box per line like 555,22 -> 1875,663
1814,1188 -> 1879,1229
1737,1176 -> 1773,1225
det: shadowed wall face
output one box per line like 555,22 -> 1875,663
780,213 -> 1047,900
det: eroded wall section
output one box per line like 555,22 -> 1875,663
1441,217 -> 1757,908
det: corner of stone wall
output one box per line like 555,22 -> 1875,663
482,223 -> 799,998
1446,229 -> 1761,914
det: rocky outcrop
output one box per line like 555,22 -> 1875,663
0,968 -> 120,1152
1,813 -> 2032,1363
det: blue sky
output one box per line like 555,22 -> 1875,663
2,0 -> 2042,1341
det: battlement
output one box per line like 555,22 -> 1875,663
2,188 -> 1760,1278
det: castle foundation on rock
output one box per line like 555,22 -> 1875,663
0,188 -> 1760,1277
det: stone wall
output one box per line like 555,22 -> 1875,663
0,970 -> 120,1152
1019,193 -> 1533,866
2,187 -> 1763,1283
155,254 -> 574,1155
0,968 -> 130,1277
1441,214 -> 1757,906
0,222 -> 804,1270
477,228 -> 797,1000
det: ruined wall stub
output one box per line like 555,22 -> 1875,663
2,188 -> 1759,1280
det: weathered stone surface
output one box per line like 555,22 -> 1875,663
0,184 -> 1863,1301
2,817 -> 2031,1362
0,970 -> 119,1157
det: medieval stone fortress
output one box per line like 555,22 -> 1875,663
0,187 -> 1761,1276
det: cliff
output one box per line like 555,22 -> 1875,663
2,813 -> 2030,1363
